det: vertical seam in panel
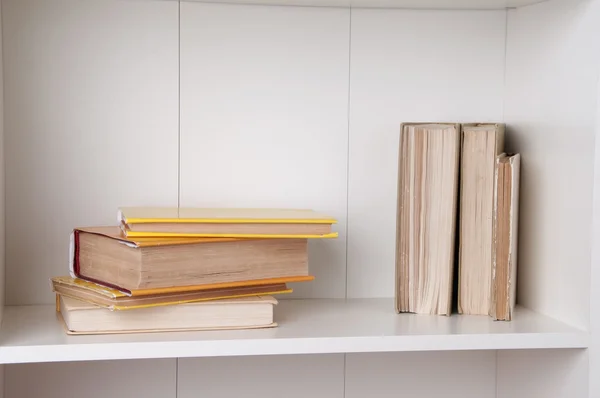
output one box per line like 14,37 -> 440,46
344,8 -> 352,300
343,353 -> 347,398
1,0 -> 7,310
501,9 -> 509,124
176,358 -> 179,398
344,10 -> 351,397
343,9 -> 352,398
1,0 -> 3,346
176,2 -> 182,393
495,350 -> 499,398
177,0 -> 181,210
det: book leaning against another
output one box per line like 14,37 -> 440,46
490,153 -> 521,321
57,294 -> 278,335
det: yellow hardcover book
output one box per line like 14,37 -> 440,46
118,207 -> 338,238
51,276 -> 293,310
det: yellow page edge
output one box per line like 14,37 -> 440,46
124,217 -> 337,224
55,289 -> 293,311
111,289 -> 293,310
124,231 -> 339,239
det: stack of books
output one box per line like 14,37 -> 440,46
52,207 -> 337,334
395,123 -> 520,320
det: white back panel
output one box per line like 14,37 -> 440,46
590,5 -> 600,396
179,2 -> 350,298
497,349 -> 588,398
3,0 -> 180,305
0,0 -> 5,323
347,9 -> 506,298
345,351 -> 496,398
178,355 -> 344,398
504,0 -> 600,328
5,359 -> 176,398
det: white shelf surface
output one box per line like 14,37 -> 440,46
185,0 -> 549,9
0,298 -> 588,364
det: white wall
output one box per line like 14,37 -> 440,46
2,0 -> 179,392
3,0 -> 180,306
5,359 -> 176,398
178,355 -> 344,398
497,349 -> 589,398
1,0 -> 6,393
589,1 -> 600,396
179,2 -> 350,299
504,0 -> 600,330
499,1 -> 600,395
346,7 -> 505,298
0,0 -> 5,325
346,351 -> 496,398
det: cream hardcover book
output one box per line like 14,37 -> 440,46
57,295 -> 278,335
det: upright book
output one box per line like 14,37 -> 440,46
490,153 -> 521,321
458,123 -> 505,315
70,226 -> 312,294
395,123 -> 461,315
118,207 -> 338,238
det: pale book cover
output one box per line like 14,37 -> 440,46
57,294 -> 278,335
395,123 -> 461,316
458,123 -> 505,316
490,153 -> 521,321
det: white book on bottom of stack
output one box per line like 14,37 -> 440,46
57,294 -> 278,335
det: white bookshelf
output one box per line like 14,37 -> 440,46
0,0 -> 598,397
0,300 -> 588,364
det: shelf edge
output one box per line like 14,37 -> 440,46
0,332 -> 589,364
